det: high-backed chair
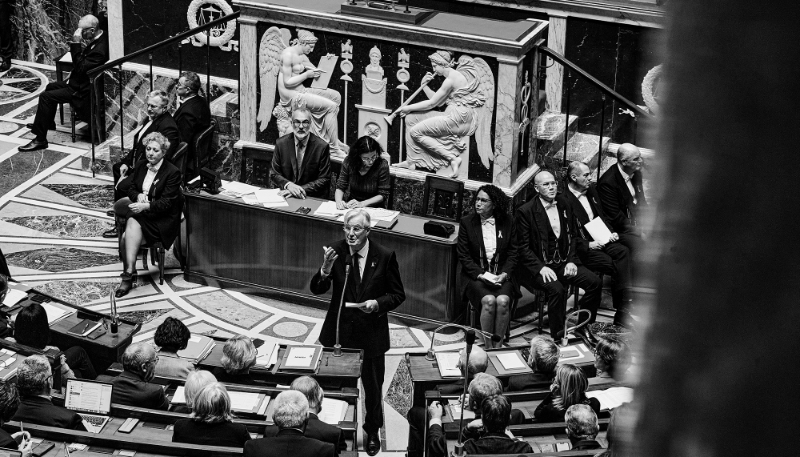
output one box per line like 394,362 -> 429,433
422,175 -> 464,221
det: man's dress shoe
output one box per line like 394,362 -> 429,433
365,432 -> 380,456
18,140 -> 48,152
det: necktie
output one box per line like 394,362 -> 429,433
352,253 -> 361,288
296,139 -> 307,175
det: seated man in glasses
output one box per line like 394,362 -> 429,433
270,107 -> 331,199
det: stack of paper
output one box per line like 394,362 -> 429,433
254,189 -> 289,208
586,387 -> 633,411
40,302 -> 71,324
318,398 -> 348,425
435,352 -> 462,378
177,335 -> 215,363
314,201 -> 347,217
279,345 -> 323,372
254,342 -> 280,369
0,349 -> 23,381
220,180 -> 261,197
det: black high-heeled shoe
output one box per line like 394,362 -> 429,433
115,271 -> 138,298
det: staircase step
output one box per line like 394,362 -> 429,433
533,111 -> 579,160
551,132 -> 611,167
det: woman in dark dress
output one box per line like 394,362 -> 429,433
534,364 -> 601,423
12,303 -> 97,380
114,132 -> 184,297
172,382 -> 250,447
334,136 -> 390,209
457,184 -> 517,347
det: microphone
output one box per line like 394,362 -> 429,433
109,288 -> 118,334
425,324 -> 499,361
452,329 -> 476,457
333,261 -> 350,358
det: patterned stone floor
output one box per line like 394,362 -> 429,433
0,60 -> 618,455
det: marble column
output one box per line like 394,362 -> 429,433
107,0 -> 124,60
239,18 -> 258,143
545,13 -> 568,113
493,56 -> 525,188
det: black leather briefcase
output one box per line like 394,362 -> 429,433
423,220 -> 455,238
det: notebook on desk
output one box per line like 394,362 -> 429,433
64,379 -> 113,434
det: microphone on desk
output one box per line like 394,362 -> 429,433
109,288 -> 118,334
451,329 -> 476,457
333,259 -> 351,358
425,323 -> 501,361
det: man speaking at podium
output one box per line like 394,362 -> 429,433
310,208 -> 405,456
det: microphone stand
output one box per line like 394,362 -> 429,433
425,323 -> 499,361
333,263 -> 351,357
452,330 -> 476,457
109,288 -> 118,334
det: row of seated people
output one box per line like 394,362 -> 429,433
407,334 -> 631,456
459,150 -> 646,347
0,348 -> 350,456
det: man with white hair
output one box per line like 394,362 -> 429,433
110,342 -> 169,410
244,390 -> 335,457
565,404 -> 603,450
11,355 -> 86,430
311,208 -> 405,455
20,14 -> 108,152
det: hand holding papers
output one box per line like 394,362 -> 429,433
584,217 -> 614,245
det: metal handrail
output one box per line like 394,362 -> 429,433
87,11 -> 240,77
538,44 -> 652,118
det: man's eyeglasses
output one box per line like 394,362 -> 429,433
343,225 -> 366,234
361,154 -> 378,164
293,120 -> 311,127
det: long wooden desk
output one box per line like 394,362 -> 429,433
5,283 -> 140,371
183,191 -> 462,323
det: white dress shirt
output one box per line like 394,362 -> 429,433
141,159 -> 163,198
618,164 -> 637,205
480,217 -> 497,261
569,186 -> 595,220
540,197 -> 561,238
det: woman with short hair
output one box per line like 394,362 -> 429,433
593,335 -> 631,382
153,317 -> 194,379
172,382 -> 250,447
533,364 -> 600,422
213,335 -> 258,384
171,370 -> 216,414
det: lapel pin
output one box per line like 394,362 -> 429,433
371,261 -> 376,268
498,231 -> 503,239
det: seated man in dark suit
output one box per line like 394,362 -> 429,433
462,394 -> 533,455
507,335 -> 558,391
565,404 -> 603,451
104,89 -> 180,238
173,71 -> 211,181
20,14 -> 109,152
11,355 -> 86,430
264,376 -> 346,453
245,390 -> 335,457
110,342 -> 169,410
271,107 -> 331,199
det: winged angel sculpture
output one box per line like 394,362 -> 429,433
258,27 -> 347,154
394,50 -> 495,178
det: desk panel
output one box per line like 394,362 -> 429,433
184,192 -> 462,322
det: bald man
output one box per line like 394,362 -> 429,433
597,143 -> 647,247
514,170 -> 601,340
564,161 -> 632,316
20,14 -> 109,152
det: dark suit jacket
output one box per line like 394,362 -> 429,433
463,432 -> 534,455
173,419 -> 250,447
271,132 -> 331,199
457,212 -> 517,298
121,112 -> 181,168
0,429 -> 16,450
264,413 -> 346,453
562,185 -> 612,256
173,96 -> 211,163
515,196 -> 579,277
67,33 -> 109,119
572,439 -> 603,450
597,165 -> 647,235
11,396 -> 86,431
244,429 -> 335,457
111,370 -> 170,410
310,239 -> 405,359
126,159 -> 184,248
506,371 -> 555,391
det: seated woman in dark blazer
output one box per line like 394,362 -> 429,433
173,382 -> 250,447
12,302 -> 97,381
114,131 -> 184,297
154,317 -> 195,379
334,136 -> 390,209
457,184 -> 517,348
534,364 -> 600,423
212,335 -> 258,384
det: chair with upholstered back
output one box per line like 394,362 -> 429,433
191,120 -> 216,182
422,175 -> 464,222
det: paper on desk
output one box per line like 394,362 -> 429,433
221,180 -> 261,197
285,347 -> 317,369
255,342 -> 279,368
496,352 -> 527,370
171,385 -> 186,404
229,391 -> 262,412
435,352 -> 462,378
254,189 -> 289,207
586,387 -> 634,411
318,397 -> 348,425
314,201 -> 347,217
584,217 -> 613,245
1,289 -> 27,307
40,302 -> 70,324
